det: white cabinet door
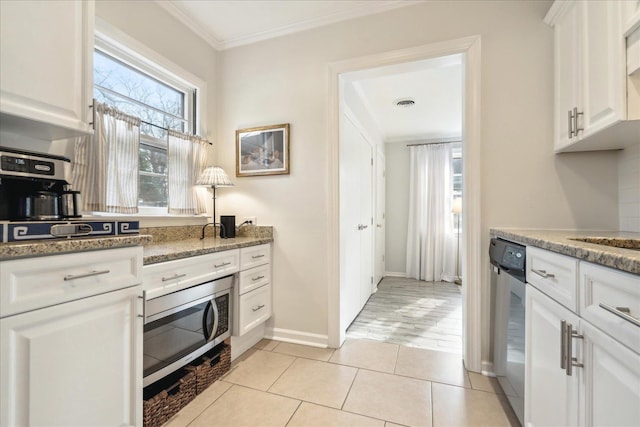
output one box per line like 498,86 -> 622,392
0,286 -> 142,427
525,285 -> 580,427
581,0 -> 626,138
0,0 -> 94,139
580,320 -> 640,427
553,0 -> 582,150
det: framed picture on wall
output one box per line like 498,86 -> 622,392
236,123 -> 290,177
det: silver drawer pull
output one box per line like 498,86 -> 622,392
252,304 -> 266,312
64,270 -> 110,281
215,261 -> 231,268
252,254 -> 265,259
599,303 -> 640,327
252,275 -> 265,281
532,268 -> 555,279
162,273 -> 186,282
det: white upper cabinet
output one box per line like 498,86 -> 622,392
0,0 -> 94,140
546,0 -> 640,152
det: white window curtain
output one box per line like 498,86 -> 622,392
406,143 -> 457,282
72,101 -> 140,214
167,130 -> 209,215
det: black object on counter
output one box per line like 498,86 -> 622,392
220,215 -> 235,238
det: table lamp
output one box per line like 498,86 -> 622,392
197,166 -> 234,239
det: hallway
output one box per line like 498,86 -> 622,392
346,277 -> 462,354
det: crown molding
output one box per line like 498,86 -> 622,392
157,0 -> 424,51
155,0 -> 223,50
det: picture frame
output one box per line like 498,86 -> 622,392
236,123 -> 290,177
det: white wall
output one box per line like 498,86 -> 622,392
619,144 -> 640,232
384,142 -> 410,275
217,0 -> 620,352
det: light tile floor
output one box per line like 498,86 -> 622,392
164,338 -> 519,427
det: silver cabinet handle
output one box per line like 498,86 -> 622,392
252,304 -> 266,312
573,107 -> 583,134
532,268 -> 555,279
560,320 -> 567,370
64,270 -> 110,281
252,254 -> 265,259
252,275 -> 265,281
599,303 -> 640,327
162,273 -> 186,282
565,322 -> 583,376
215,261 -> 231,268
568,109 -> 574,138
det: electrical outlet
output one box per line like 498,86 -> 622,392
243,216 -> 257,225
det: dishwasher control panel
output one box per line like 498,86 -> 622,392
489,238 -> 526,281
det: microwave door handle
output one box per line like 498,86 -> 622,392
202,301 -> 213,342
202,300 -> 220,343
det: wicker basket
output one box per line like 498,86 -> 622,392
187,343 -> 231,394
143,370 -> 197,427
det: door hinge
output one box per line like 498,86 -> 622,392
371,157 -> 374,166
371,276 -> 373,284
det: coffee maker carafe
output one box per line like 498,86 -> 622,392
0,147 -> 82,221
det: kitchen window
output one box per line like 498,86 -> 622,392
93,33 -> 202,214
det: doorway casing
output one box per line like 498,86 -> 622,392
327,35 -> 483,372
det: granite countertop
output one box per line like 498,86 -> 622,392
490,229 -> 640,275
0,234 -> 153,260
142,236 -> 273,265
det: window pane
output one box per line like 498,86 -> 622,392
139,174 -> 168,208
94,50 -> 184,117
139,143 -> 167,174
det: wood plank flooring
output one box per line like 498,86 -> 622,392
346,277 -> 463,354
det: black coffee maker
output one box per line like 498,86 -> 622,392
0,147 -> 82,221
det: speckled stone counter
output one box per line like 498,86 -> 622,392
490,229 -> 640,275
0,235 -> 153,260
143,236 -> 273,265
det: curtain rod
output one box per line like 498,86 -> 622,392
141,120 -> 212,145
406,140 -> 462,147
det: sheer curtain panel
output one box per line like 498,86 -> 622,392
167,130 -> 209,215
72,101 -> 140,213
406,143 -> 456,282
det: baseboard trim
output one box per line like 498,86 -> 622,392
384,271 -> 407,278
265,327 -> 329,348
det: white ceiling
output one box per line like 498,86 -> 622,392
156,0 -> 460,142
155,0 -> 423,50
345,54 -> 463,143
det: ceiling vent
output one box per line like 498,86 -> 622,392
395,98 -> 415,108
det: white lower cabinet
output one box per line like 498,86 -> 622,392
0,285 -> 142,426
526,285 -> 580,427
525,250 -> 640,427
233,244 -> 272,336
580,320 -> 640,427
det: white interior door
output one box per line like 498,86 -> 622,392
339,114 -> 362,329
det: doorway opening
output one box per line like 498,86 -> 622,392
339,54 -> 464,354
328,36 -> 482,372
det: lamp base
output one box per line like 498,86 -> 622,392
200,222 -> 227,239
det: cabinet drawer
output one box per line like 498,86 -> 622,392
235,284 -> 271,336
238,264 -> 270,295
579,261 -> 640,353
240,244 -> 270,270
0,246 -> 142,318
143,250 -> 239,299
526,247 -> 578,312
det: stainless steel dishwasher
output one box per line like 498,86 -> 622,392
490,237 -> 526,426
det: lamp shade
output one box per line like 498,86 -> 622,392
452,197 -> 462,214
197,166 -> 234,187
